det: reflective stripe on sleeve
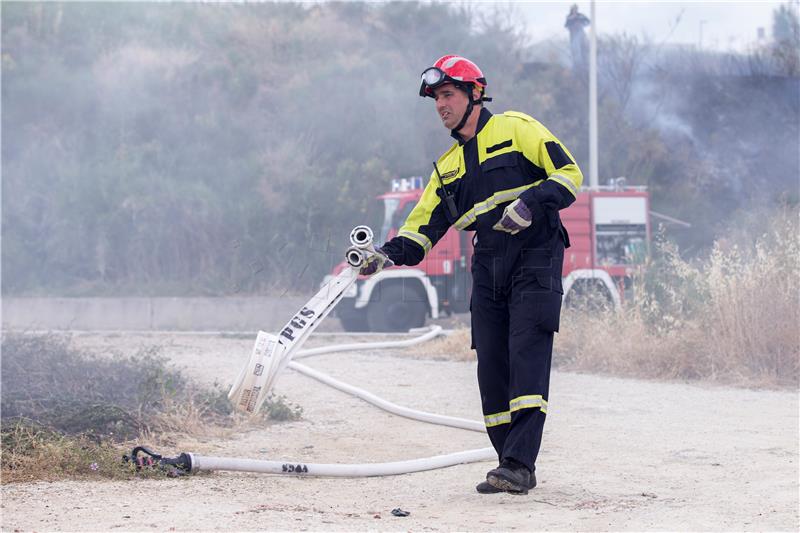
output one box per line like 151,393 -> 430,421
397,230 -> 432,253
453,182 -> 540,230
547,174 -> 579,197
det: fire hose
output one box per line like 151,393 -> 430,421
126,226 -> 494,476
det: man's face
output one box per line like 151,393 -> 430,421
432,83 -> 469,130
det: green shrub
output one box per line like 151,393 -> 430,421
1,334 -> 304,482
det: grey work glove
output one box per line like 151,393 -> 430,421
359,247 -> 394,276
492,198 -> 533,235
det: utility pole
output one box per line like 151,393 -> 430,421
588,0 -> 598,188
699,19 -> 707,49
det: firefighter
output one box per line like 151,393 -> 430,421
360,55 -> 583,494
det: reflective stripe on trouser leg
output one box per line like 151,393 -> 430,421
471,256 -> 511,459
484,396 -> 549,427
500,328 -> 554,472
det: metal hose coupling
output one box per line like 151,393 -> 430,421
123,446 -> 191,477
349,225 -> 374,250
346,225 -> 375,268
345,246 -> 366,269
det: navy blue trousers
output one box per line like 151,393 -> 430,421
470,236 -> 564,472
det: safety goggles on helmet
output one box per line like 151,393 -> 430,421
421,67 -> 448,87
419,67 -> 463,97
419,65 -> 490,101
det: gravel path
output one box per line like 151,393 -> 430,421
2,332 -> 798,531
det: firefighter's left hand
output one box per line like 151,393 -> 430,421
493,198 -> 532,235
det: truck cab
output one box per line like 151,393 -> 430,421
562,181 -> 651,307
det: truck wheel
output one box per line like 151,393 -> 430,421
565,280 -> 613,310
367,283 -> 428,332
336,300 -> 370,332
339,311 -> 369,332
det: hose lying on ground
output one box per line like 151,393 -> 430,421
130,226 -> 493,477
186,447 -> 495,476
288,356 -> 485,433
292,325 -> 445,359
130,326 -> 495,477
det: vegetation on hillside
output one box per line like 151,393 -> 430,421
3,2 -> 797,296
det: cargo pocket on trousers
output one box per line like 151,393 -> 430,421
534,271 -> 563,332
469,297 -> 476,349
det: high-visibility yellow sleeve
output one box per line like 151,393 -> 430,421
380,172 -> 452,266
505,111 -> 583,212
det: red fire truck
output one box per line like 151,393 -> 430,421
325,176 -> 651,332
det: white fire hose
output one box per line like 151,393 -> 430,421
287,357 -> 485,433
292,325 -> 445,360
128,226 -> 494,477
187,448 -> 493,477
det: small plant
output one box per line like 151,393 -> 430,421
1,419 -> 141,482
261,394 -> 303,422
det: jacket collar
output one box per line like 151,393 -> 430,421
451,107 -> 493,145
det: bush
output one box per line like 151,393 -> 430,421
1,334 -> 228,440
1,334 -> 303,482
409,208 -> 799,388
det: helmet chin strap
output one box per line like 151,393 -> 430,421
451,84 -> 475,134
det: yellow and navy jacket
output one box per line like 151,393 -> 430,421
382,107 -> 583,266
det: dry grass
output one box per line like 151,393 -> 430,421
0,420 -> 145,483
411,208 -> 800,388
410,329 -> 475,361
556,208 -> 799,387
1,334 -> 302,482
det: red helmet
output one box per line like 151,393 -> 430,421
419,55 -> 489,99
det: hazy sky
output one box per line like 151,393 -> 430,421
289,1 -> 788,51
509,1 -> 787,51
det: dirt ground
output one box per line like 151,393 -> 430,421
2,331 -> 798,532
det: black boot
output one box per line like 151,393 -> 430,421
486,459 -> 535,495
475,480 -> 504,494
477,461 -> 537,494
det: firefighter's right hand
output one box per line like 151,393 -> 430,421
359,247 -> 394,276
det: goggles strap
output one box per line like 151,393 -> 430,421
452,84 -> 475,134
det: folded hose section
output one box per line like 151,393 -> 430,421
142,226 -> 496,477
186,327 -> 495,476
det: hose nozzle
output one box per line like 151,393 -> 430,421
349,225 -> 374,250
345,246 -> 366,268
